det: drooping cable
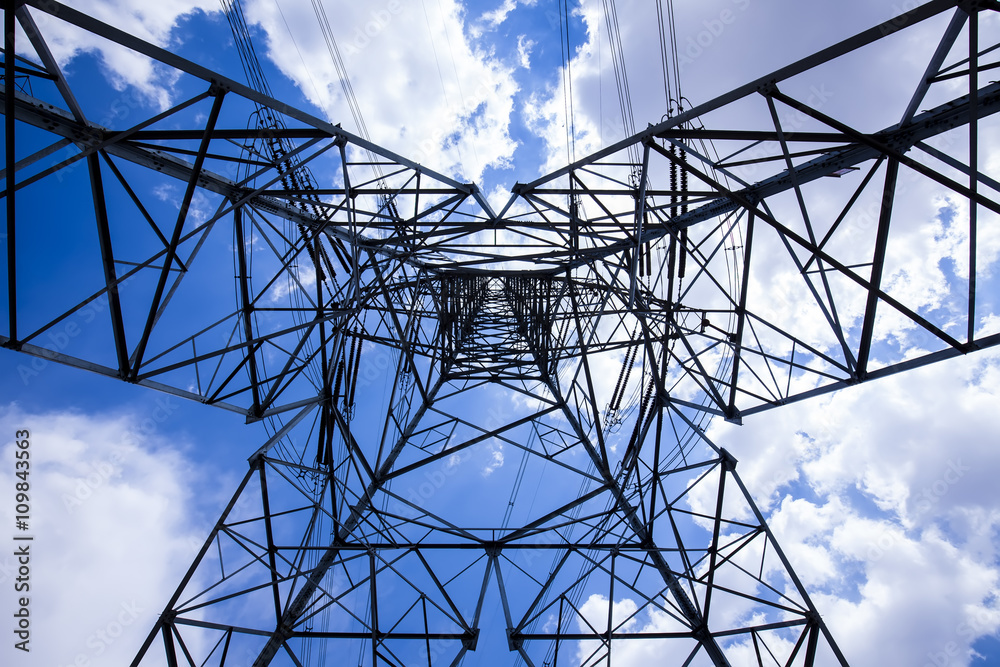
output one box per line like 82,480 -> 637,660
667,0 -> 683,109
601,0 -> 640,168
220,17 -> 355,641
224,0 -> 273,98
559,0 -> 578,166
221,0 -> 344,287
309,0 -> 384,181
655,0 -> 673,112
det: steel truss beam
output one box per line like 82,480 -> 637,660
130,274 -> 849,666
3,1 -> 1000,665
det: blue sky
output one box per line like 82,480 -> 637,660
3,1 -> 1000,666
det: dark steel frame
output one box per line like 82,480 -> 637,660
2,1 -> 999,665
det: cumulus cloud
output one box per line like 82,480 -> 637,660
11,3 -> 1000,667
0,404 -> 212,667
704,345 -> 1000,665
561,345 -> 1000,665
18,0 -> 219,110
242,0 -> 520,184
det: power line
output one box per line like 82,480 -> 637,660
309,0 -> 384,180
559,0 -> 577,165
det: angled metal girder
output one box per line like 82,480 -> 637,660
3,2 -> 1000,666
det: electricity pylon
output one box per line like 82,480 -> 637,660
3,1 -> 1000,665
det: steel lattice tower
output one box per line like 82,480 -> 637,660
3,1 -> 1000,665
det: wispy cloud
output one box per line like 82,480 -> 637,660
479,0 -> 517,31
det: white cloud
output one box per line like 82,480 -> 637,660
265,262 -> 318,305
472,0 -> 540,39
12,4 -> 1000,667
20,0 -> 219,110
517,34 -> 535,69
0,404 -> 211,667
243,0 -> 520,184
705,345 -> 1000,666
479,0 -> 518,31
482,440 -> 505,476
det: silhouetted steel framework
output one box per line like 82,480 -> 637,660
3,0 -> 1000,665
